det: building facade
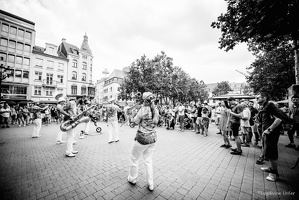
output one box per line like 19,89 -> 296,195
57,35 -> 95,100
30,43 -> 68,103
0,9 -> 35,103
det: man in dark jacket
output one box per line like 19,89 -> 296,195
256,92 -> 293,182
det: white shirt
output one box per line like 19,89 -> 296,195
178,105 -> 185,116
241,107 -> 251,127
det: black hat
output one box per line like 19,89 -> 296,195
227,97 -> 235,101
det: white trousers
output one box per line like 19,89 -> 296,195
128,141 -> 156,186
84,119 -> 91,134
108,121 -> 119,142
66,128 -> 76,154
32,119 -> 42,137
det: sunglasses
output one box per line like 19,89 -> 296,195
292,98 -> 299,103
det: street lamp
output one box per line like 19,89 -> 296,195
0,63 -> 11,100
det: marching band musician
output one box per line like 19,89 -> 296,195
56,97 -> 78,157
79,99 -> 92,139
127,92 -> 159,191
31,103 -> 48,138
106,97 -> 121,143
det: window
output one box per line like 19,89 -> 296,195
58,63 -> 64,70
110,87 -> 112,92
82,73 -> 86,81
49,47 -> 54,54
9,40 -> 16,49
46,73 -> 53,85
72,71 -> 77,80
23,71 -> 29,79
25,31 -> 31,39
17,42 -> 23,51
16,56 -> 22,64
45,88 -> 53,96
72,60 -> 77,68
10,26 -> 17,35
47,60 -> 54,69
71,85 -> 77,94
35,71 -> 42,80
57,75 -> 63,83
81,86 -> 86,95
0,38 -> 8,46
15,70 -> 22,78
82,62 -> 87,70
0,53 -> 6,61
34,86 -> 41,95
24,58 -> 30,65
90,67 -> 92,71
35,58 -> 43,66
24,44 -> 31,52
18,29 -> 24,37
8,55 -> 15,63
13,86 -> 26,94
1,24 -> 8,32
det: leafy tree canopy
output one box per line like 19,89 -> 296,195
212,81 -> 233,96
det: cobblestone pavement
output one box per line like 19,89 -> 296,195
0,121 -> 298,200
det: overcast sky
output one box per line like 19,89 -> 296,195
1,0 -> 256,84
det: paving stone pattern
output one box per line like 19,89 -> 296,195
0,122 -> 298,200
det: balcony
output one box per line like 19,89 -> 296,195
42,79 -> 57,88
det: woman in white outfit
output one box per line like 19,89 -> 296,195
127,92 -> 159,191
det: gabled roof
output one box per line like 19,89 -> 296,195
63,42 -> 79,55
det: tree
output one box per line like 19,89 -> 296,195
246,44 -> 295,100
211,0 -> 299,83
212,81 -> 233,96
119,51 -> 208,104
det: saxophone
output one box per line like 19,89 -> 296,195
60,105 -> 96,132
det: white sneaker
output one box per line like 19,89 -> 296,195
72,151 -> 78,154
56,140 -> 66,144
65,153 -> 75,157
127,178 -> 136,185
266,173 -> 278,182
148,184 -> 154,191
79,136 -> 85,139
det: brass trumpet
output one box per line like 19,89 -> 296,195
60,105 -> 96,132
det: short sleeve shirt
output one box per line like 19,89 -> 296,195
230,104 -> 244,124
